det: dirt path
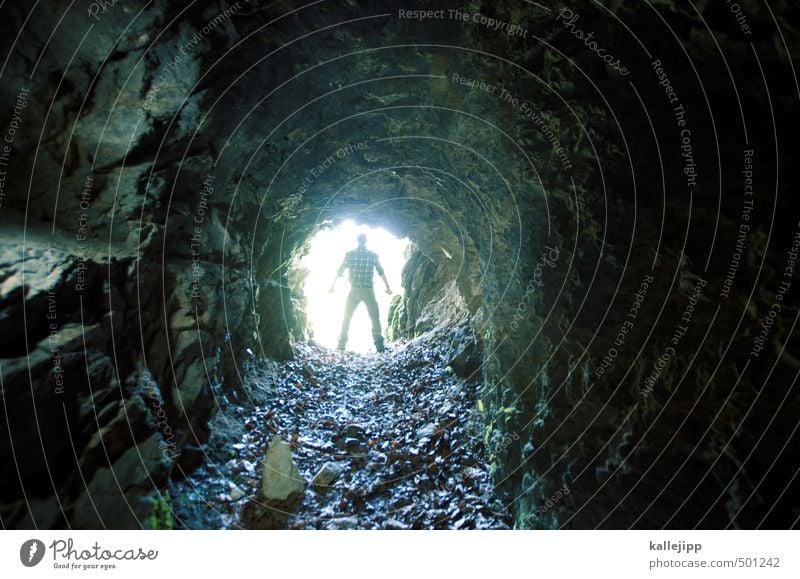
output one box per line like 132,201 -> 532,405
172,337 -> 512,529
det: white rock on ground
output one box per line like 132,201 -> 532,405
417,423 -> 437,439
311,461 -> 344,490
261,435 -> 305,501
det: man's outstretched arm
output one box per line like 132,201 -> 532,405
374,257 -> 392,295
329,257 -> 347,293
379,272 -> 392,295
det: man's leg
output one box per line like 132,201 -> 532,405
363,289 -> 385,352
338,290 -> 360,350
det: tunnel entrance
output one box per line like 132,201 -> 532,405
296,221 -> 409,353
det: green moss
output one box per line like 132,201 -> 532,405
145,490 -> 174,530
386,294 -> 404,342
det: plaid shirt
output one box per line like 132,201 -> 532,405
337,246 -> 384,288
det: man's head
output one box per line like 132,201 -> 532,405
357,233 -> 367,247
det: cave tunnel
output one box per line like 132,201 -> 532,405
1,0 -> 799,533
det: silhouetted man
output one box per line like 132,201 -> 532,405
329,233 -> 392,352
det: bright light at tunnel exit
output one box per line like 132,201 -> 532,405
300,221 -> 409,353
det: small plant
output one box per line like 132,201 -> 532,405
145,490 -> 174,530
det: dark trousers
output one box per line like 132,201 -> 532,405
338,286 -> 383,347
